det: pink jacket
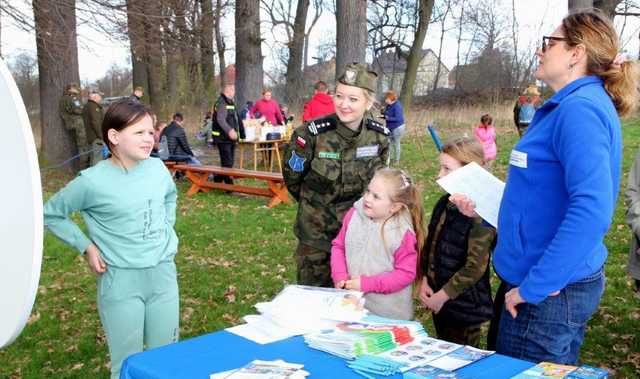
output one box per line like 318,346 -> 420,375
251,99 -> 284,125
474,124 -> 497,161
331,207 -> 417,294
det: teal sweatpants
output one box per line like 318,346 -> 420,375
97,260 -> 179,379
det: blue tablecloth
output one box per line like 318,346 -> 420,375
120,331 -> 535,379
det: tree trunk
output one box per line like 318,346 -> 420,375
285,0 -> 310,107
127,0 -> 149,97
568,0 -> 594,12
144,0 -> 164,113
400,0 -> 434,106
235,0 -> 263,107
433,3 -> 451,92
335,0 -> 367,80
214,0 -> 226,86
594,0 -> 621,19
33,0 -> 80,170
201,0 -> 215,97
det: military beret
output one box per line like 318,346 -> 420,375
337,63 -> 378,92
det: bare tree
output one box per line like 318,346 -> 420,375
8,52 -> 40,112
335,0 -> 367,78
285,0 -> 311,106
33,0 -> 81,169
432,0 -> 453,92
126,0 -> 149,99
214,0 -> 227,86
399,0 -> 434,106
201,0 -> 215,97
235,0 -> 264,107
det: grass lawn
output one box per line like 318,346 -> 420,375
1,119 -> 639,378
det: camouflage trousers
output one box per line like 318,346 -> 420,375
64,118 -> 90,167
295,242 -> 333,288
433,313 -> 484,348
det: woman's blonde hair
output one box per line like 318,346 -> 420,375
441,137 -> 485,166
373,168 -> 426,284
562,10 -> 639,116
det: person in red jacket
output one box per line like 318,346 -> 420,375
302,81 -> 335,122
251,89 -> 284,125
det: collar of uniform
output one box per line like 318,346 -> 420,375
544,75 -> 603,107
336,119 -> 361,140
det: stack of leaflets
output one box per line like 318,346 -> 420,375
377,336 -> 462,372
567,365 -> 609,379
511,362 -> 609,379
227,285 -> 368,344
304,318 -> 426,359
403,366 -> 471,379
426,346 -> 495,371
210,360 -> 308,379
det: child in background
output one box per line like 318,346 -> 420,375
44,99 -> 180,379
625,149 -> 640,298
419,138 -> 495,347
474,114 -> 497,164
331,168 -> 426,320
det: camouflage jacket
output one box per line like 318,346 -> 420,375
82,99 -> 104,142
283,113 -> 390,252
421,193 -> 495,324
60,93 -> 83,125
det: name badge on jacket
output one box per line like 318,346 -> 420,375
356,145 -> 379,158
509,149 -> 528,168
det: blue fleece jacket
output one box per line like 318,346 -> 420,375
383,100 -> 405,130
494,76 -> 621,304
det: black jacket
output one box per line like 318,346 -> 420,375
422,194 -> 494,326
212,94 -> 245,143
160,122 -> 194,161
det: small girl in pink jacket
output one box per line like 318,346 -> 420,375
330,168 -> 425,320
474,114 -> 497,163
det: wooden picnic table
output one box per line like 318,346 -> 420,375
172,164 -> 290,208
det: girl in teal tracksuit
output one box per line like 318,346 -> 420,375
44,99 -> 179,379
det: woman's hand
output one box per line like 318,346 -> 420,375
449,194 -> 480,218
418,276 -> 434,305
345,277 -> 361,291
84,243 -> 107,275
423,289 -> 450,314
335,280 -> 346,289
505,287 -> 525,318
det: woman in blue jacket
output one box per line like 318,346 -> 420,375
452,11 -> 638,364
382,90 -> 405,165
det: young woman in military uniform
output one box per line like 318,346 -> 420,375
283,63 -> 390,287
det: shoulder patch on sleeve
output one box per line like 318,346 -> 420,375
306,116 -> 337,136
366,118 -> 390,136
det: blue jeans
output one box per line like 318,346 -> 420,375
496,267 -> 605,364
387,124 -> 405,164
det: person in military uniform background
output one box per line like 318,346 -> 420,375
131,86 -> 144,102
60,83 -> 89,167
83,90 -> 105,166
283,63 -> 390,287
212,83 -> 245,184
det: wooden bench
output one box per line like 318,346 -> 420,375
172,164 -> 290,208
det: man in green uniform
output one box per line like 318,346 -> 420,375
83,90 -> 105,166
283,63 -> 390,287
60,83 -> 88,167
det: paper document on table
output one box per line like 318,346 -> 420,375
436,162 -> 504,228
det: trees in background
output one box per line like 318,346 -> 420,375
33,0 -> 81,168
335,0 -> 367,79
235,0 -> 264,108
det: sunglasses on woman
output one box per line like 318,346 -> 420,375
541,36 -> 568,52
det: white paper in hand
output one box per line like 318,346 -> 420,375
436,162 -> 504,228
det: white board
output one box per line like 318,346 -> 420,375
0,58 -> 44,348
